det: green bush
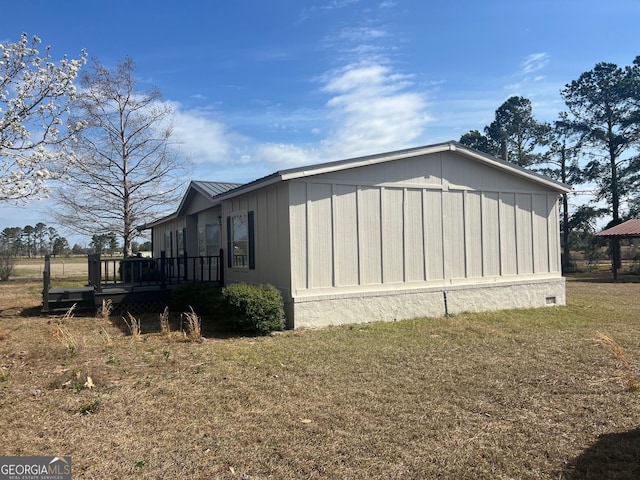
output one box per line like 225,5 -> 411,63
223,283 -> 285,335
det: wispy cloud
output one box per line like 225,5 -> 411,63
521,53 -> 549,75
258,62 -> 428,168
170,104 -> 250,165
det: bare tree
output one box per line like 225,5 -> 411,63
54,57 -> 189,257
0,33 -> 86,202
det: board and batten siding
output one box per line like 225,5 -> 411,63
221,182 -> 292,300
151,217 -> 186,258
288,151 -> 561,297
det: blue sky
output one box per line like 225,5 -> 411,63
2,0 -> 639,244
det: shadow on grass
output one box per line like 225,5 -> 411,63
562,428 -> 640,479
111,312 -> 248,340
565,271 -> 640,284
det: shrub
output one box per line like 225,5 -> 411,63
222,283 -> 285,335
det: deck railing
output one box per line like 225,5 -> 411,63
88,249 -> 224,292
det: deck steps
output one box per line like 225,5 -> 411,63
43,287 -> 96,314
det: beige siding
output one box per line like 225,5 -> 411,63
482,193 -> 501,277
357,187 -> 382,285
443,191 -> 466,279
423,190 -> 444,280
547,195 -> 561,273
499,193 -> 518,275
405,189 -> 425,282
290,181 -> 562,297
151,218 -> 186,257
465,191 -> 483,278
238,151 -> 561,302
222,183 -> 292,299
532,194 -> 551,273
307,183 -> 333,288
333,184 -> 359,286
516,193 -> 534,274
290,182 -> 308,291
382,188 -> 405,284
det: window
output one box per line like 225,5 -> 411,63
176,229 -> 184,256
227,211 -> 255,269
231,214 -> 248,267
205,224 -> 220,256
164,231 -> 172,256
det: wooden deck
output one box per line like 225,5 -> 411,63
42,251 -> 223,315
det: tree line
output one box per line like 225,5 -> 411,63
459,57 -> 640,270
0,225 -> 152,258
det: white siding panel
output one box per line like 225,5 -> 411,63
443,191 -> 466,279
357,187 -> 383,285
334,185 -> 359,286
405,189 -> 425,282
307,183 -> 333,288
465,191 -> 483,278
500,193 -> 517,275
382,188 -> 404,283
317,154 -> 444,187
532,194 -> 550,273
516,194 -> 534,274
482,193 -> 500,277
423,190 -> 444,280
547,195 -> 561,273
289,182 -> 308,291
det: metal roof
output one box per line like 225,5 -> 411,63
596,219 -> 640,238
191,180 -> 244,198
208,140 -> 571,204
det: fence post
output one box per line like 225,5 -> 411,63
42,255 -> 51,313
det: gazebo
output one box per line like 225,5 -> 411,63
595,219 -> 640,280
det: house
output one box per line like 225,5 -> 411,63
139,141 -> 571,329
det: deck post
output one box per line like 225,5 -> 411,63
88,254 -> 102,292
183,249 -> 188,281
42,255 -> 51,313
160,251 -> 166,289
219,248 -> 224,286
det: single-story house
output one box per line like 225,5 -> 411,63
139,141 -> 571,329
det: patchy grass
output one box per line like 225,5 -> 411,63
0,273 -> 639,479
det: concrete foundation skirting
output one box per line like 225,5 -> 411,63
290,278 -> 566,329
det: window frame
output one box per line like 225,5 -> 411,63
227,211 -> 255,269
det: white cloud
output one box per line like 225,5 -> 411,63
522,53 -> 549,75
337,26 -> 388,43
170,105 -> 251,165
258,62 -> 429,169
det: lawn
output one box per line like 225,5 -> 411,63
0,272 -> 639,479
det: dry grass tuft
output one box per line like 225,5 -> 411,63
99,326 -> 113,348
53,323 -> 79,356
122,312 -> 141,340
182,306 -> 201,342
98,298 -> 113,319
159,306 -> 170,336
596,331 -> 640,392
50,303 -> 76,325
